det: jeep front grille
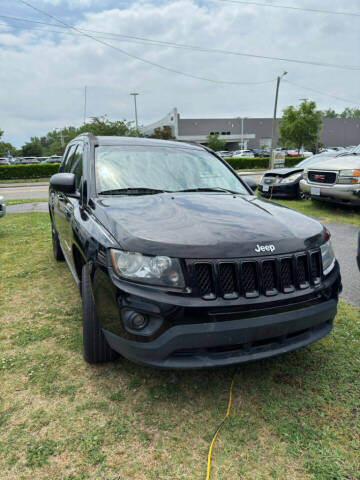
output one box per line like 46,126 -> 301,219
189,250 -> 322,300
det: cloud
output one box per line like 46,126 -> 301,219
0,0 -> 360,146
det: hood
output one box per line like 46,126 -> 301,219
263,167 -> 303,177
92,193 -> 324,259
307,155 -> 360,171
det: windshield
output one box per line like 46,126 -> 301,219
95,145 -> 248,195
350,144 -> 360,154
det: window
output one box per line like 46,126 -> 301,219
60,144 -> 77,173
95,145 -> 248,195
71,143 -> 84,191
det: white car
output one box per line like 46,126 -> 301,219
234,150 -> 255,158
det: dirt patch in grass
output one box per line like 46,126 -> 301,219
0,213 -> 359,479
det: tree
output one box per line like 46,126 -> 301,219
340,107 -> 360,118
206,133 -> 226,151
149,126 -> 175,140
279,100 -> 322,153
22,137 -> 43,157
77,115 -> 139,137
322,108 -> 338,118
0,129 -> 18,156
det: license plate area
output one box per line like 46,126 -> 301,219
311,187 -> 320,196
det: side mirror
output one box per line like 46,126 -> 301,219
241,176 -> 258,192
50,173 -> 76,194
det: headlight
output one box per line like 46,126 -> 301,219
338,169 -> 360,184
110,250 -> 185,288
320,239 -> 335,275
280,173 -> 303,184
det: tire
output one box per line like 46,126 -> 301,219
297,186 -> 306,200
82,264 -> 119,364
52,223 -> 64,261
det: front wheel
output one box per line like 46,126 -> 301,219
297,186 -> 306,200
52,224 -> 64,261
82,264 -> 119,364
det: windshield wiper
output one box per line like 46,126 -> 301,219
99,188 -> 168,195
174,187 -> 242,194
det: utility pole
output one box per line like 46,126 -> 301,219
241,117 -> 244,149
270,71 -> 287,168
83,86 -> 87,124
130,92 -> 139,131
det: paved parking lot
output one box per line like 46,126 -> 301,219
0,183 -> 48,200
325,222 -> 360,307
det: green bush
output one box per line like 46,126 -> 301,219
0,163 -> 60,180
225,157 -> 303,170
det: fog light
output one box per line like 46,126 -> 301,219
129,311 -> 148,330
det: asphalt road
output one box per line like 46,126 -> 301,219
0,183 -> 48,200
325,222 -> 360,308
6,201 -> 360,307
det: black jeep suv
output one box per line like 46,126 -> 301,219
49,134 -> 341,368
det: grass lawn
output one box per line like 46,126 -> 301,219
1,213 -> 359,480
6,198 -> 48,206
266,198 -> 360,226
0,178 -> 50,184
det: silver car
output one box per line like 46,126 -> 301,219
300,145 -> 360,206
0,195 -> 6,218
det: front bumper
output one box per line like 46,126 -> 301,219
97,263 -> 341,369
258,182 -> 299,199
104,300 -> 336,368
300,180 -> 360,206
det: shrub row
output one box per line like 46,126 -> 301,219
0,163 -> 60,180
226,156 -> 303,170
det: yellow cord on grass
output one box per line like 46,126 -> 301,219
206,375 -> 235,480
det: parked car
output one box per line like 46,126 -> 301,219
258,152 -> 340,199
300,145 -> 360,206
0,196 -> 6,218
217,151 -> 231,158
20,157 -> 40,164
233,149 -> 254,158
251,148 -> 270,158
49,134 -> 341,367
0,157 -> 11,165
42,155 -> 62,163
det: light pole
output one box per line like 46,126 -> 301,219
270,71 -> 288,168
83,86 -> 87,124
55,128 -> 64,147
240,117 -> 248,149
130,92 -> 139,131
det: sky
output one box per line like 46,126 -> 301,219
0,0 -> 360,147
